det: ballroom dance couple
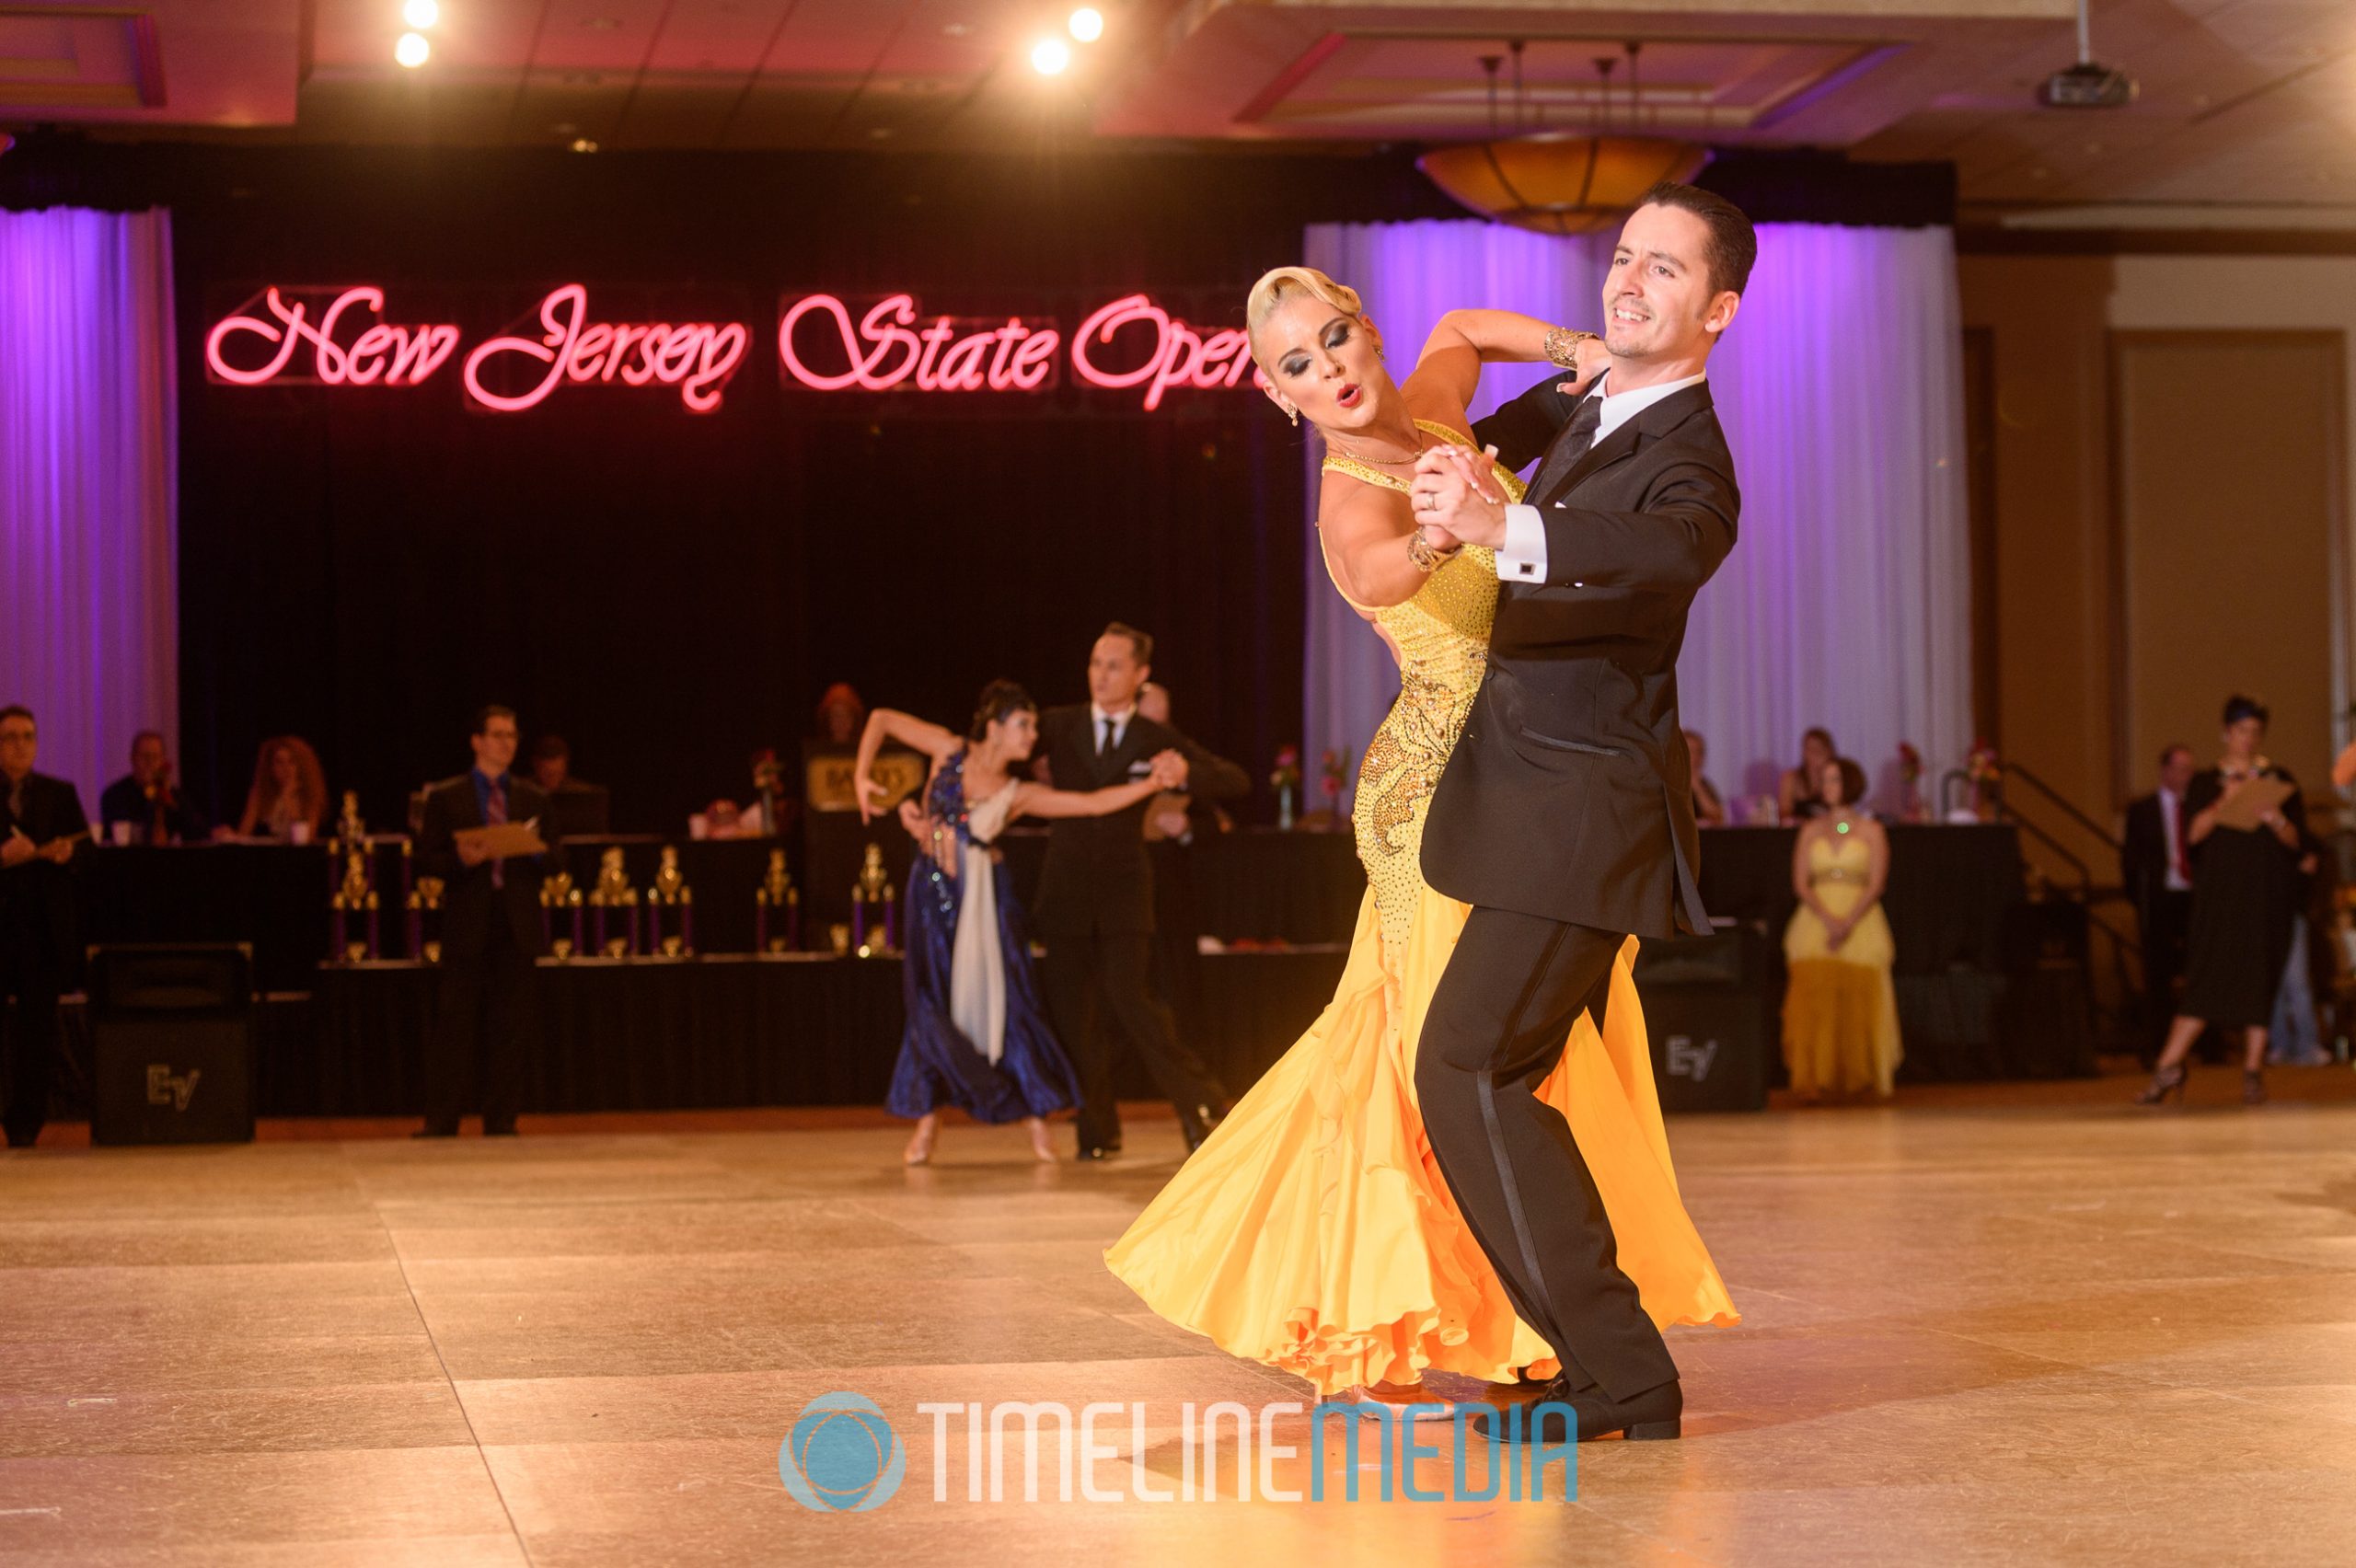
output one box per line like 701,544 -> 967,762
1106,182 -> 1756,1445
852,635 -> 1247,1167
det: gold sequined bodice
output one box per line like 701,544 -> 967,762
1320,420 -> 1527,960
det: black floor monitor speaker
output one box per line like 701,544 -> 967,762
1633,924 -> 1773,1113
86,944 -> 256,1146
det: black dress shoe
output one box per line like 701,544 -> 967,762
411,1125 -> 458,1139
1180,1102 -> 1228,1156
1472,1376 -> 1680,1443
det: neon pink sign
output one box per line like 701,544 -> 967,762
205,287 -> 460,387
778,292 -> 1262,410
463,284 -> 747,413
205,283 -> 749,413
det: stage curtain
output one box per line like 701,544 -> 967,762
0,206 -> 179,808
1300,220 -> 1971,819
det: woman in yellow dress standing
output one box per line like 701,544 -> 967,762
1103,267 -> 1738,1410
1781,755 -> 1901,1100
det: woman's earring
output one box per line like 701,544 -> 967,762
1287,406 -> 1299,427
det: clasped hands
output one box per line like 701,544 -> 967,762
2,826 -> 75,869
1408,443 -> 1509,551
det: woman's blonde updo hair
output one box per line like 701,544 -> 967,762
1244,266 -> 1365,365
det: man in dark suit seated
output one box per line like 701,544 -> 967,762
99,730 -> 208,845
414,706 -> 555,1137
2121,743 -> 2198,1062
528,735 -> 611,839
1,705 -> 89,1148
1034,624 -> 1250,1160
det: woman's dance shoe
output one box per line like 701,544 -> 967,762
2134,1064 -> 2189,1106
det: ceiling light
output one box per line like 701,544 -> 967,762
394,31 -> 430,67
1031,38 -> 1070,75
1068,8 -> 1103,42
570,137 -> 599,154
402,0 -> 439,28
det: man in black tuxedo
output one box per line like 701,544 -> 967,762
414,706 -> 553,1137
1034,624 -> 1249,1159
99,731 -> 208,845
1408,183 -> 1755,1444
1,705 -> 89,1148
2122,743 -> 2198,1060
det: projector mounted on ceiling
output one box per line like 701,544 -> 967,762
2038,0 -> 2137,108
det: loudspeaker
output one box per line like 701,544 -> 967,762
86,945 -> 256,1146
1633,923 -> 1773,1113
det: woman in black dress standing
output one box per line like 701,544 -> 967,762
2137,696 -> 2308,1105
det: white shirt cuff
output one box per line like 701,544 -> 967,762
1494,504 -> 1547,583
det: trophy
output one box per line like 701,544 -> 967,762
329,847 -> 380,963
540,867 -> 583,961
589,846 -> 640,958
756,847 -> 800,953
647,845 -> 694,958
408,874 -> 445,964
335,790 -> 367,854
849,842 -> 897,956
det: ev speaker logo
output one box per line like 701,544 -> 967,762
779,1392 -> 905,1512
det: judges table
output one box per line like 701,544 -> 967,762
58,821 -> 2080,1115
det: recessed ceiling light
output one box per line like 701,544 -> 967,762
1031,38 -> 1070,75
402,0 -> 439,29
395,31 -> 430,67
942,22 -> 969,37
1068,7 -> 1103,42
570,137 -> 599,154
869,127 -> 894,140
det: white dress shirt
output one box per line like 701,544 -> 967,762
1091,703 -> 1136,755
2158,787 -> 2190,892
1495,370 -> 1710,584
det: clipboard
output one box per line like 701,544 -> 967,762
2212,776 -> 2293,832
455,820 -> 547,860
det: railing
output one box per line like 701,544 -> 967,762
1984,760 -> 2146,1049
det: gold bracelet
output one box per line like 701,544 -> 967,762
1407,531 -> 1461,573
1542,327 -> 1597,370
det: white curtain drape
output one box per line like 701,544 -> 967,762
0,206 -> 179,810
1301,219 -> 1970,819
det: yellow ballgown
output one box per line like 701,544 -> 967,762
1782,828 -> 1902,1097
1104,421 -> 1738,1397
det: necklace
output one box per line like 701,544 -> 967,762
1331,428 -> 1426,467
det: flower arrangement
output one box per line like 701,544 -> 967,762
1272,745 -> 1301,831
1320,748 -> 1349,804
1270,745 -> 1301,794
1965,739 -> 2002,822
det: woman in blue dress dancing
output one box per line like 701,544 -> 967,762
855,681 -> 1186,1165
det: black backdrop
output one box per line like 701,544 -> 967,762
2,140 -> 1952,834
159,147 -> 1485,832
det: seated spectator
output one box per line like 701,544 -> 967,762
99,730 -> 208,844
1684,727 -> 1727,827
230,736 -> 329,841
1779,727 -> 1837,823
1781,755 -> 1900,1101
529,735 -> 611,839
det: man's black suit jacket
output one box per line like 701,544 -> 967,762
2121,792 -> 2177,917
415,773 -> 554,959
0,772 -> 88,972
1426,374 -> 1739,939
1030,707 -> 1247,937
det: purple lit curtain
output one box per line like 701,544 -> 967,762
0,207 -> 179,809
1301,220 -> 1970,820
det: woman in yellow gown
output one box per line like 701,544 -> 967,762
1781,755 -> 1901,1099
1104,268 -> 1738,1405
